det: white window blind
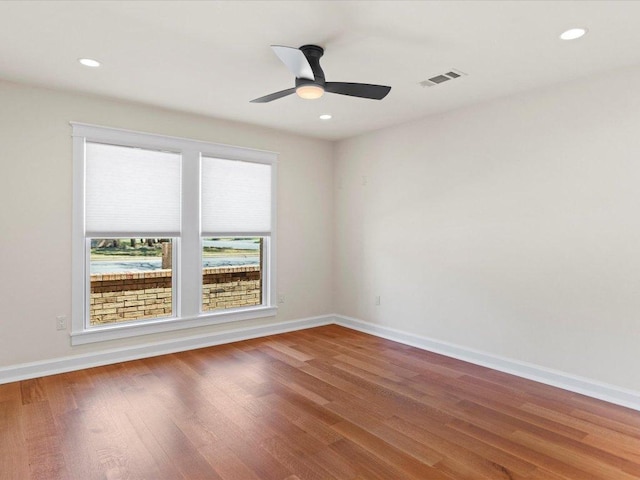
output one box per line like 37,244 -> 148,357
201,157 -> 272,234
85,142 -> 181,235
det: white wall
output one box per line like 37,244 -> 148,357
334,66 -> 640,391
0,80 -> 333,367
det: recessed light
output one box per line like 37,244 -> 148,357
78,58 -> 101,68
560,28 -> 587,41
319,114 -> 332,120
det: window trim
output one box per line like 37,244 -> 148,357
71,122 -> 278,346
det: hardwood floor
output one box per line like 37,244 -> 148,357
1,325 -> 639,479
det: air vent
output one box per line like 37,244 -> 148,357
419,69 -> 467,87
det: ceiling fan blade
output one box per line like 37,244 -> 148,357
271,45 -> 315,80
250,87 -> 296,103
325,82 -> 391,100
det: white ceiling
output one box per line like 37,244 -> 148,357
1,1 -> 640,141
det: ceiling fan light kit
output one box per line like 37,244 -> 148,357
251,44 -> 391,103
296,84 -> 324,99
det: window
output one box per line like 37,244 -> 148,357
72,123 -> 277,345
90,238 -> 174,326
202,237 -> 264,312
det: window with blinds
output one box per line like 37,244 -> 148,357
201,157 -> 272,312
72,123 -> 277,345
83,142 -> 181,326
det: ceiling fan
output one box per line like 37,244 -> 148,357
250,44 -> 391,103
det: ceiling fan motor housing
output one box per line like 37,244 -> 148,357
296,44 -> 325,88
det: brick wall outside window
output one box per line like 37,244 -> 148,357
90,265 -> 261,325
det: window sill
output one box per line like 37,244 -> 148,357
70,306 -> 278,345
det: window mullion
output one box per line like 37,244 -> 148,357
180,149 -> 201,319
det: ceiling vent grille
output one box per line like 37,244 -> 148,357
419,69 -> 467,87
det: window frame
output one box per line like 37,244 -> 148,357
71,123 -> 277,345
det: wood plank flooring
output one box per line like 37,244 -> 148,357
1,325 -> 639,479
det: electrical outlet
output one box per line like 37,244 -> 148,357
56,315 -> 67,331
375,295 -> 381,306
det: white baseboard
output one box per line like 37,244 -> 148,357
334,315 -> 640,412
0,315 -> 333,385
2,313 -> 639,412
